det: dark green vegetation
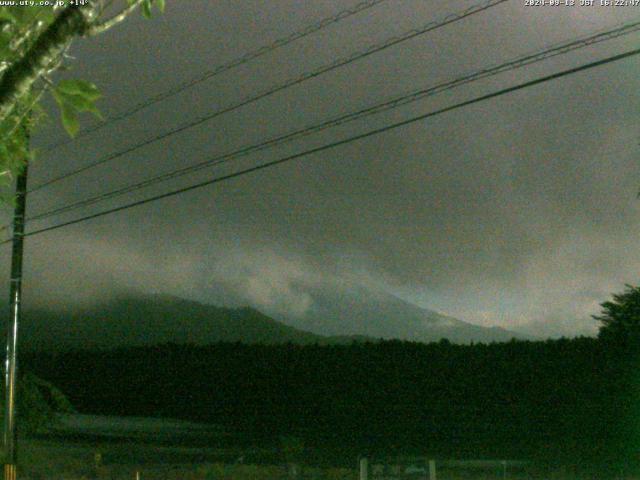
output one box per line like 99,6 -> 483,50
0,373 -> 74,435
13,284 -> 640,476
594,284 -> 640,349
23,337 -> 640,472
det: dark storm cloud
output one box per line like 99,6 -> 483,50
5,0 -> 639,338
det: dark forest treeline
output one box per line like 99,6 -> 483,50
23,338 -> 640,469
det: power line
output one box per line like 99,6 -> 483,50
41,0 -> 391,152
3,142 -> 636,246
7,46 -> 639,244
29,0 -> 508,194
25,19 -> 640,223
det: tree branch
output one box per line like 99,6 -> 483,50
9,9 -> 48,58
86,0 -> 145,36
0,5 -> 98,124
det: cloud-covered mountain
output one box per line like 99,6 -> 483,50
18,286 -> 529,352
269,283 -> 532,344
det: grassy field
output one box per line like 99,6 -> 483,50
10,415 -> 635,479
19,437 -> 355,480
17,438 -> 629,480
12,414 -> 353,479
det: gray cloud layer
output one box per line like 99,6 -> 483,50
2,0 -> 638,338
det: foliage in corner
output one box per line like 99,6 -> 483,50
0,0 -> 165,203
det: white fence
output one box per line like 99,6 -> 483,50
360,456 -> 530,480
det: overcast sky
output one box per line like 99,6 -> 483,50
2,0 -> 639,338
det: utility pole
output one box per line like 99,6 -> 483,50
3,153 -> 28,480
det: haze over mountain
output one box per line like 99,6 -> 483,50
268,283 -> 533,344
18,287 -> 530,351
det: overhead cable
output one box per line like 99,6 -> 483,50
26,19 -> 640,223
7,46 -> 639,243
30,0 -> 508,193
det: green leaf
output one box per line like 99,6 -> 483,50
0,190 -> 16,209
0,8 -> 16,24
10,6 -> 36,24
62,93 -> 102,117
59,102 -> 79,137
53,81 -> 103,137
56,79 -> 101,102
155,0 -> 165,13
35,7 -> 55,24
142,0 -> 152,18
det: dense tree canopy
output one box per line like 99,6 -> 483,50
593,284 -> 640,348
25,337 -> 640,472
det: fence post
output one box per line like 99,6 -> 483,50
428,459 -> 436,480
359,457 -> 368,480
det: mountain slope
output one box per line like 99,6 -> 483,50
20,294 -> 325,351
271,283 -> 531,344
18,289 -> 529,351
